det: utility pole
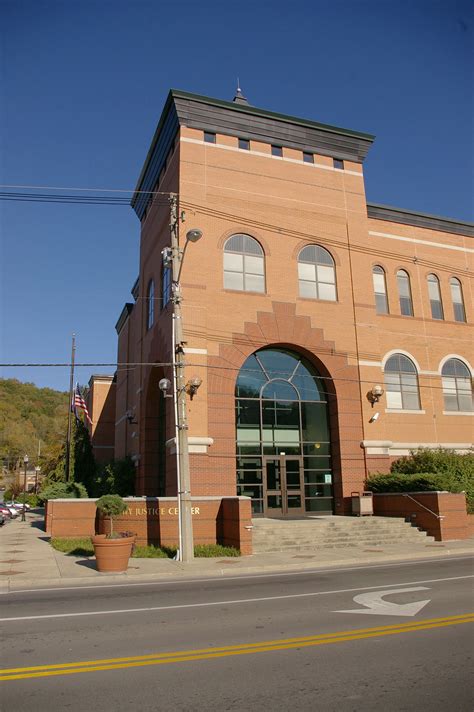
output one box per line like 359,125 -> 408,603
169,194 -> 194,562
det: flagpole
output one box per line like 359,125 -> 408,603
65,333 -> 76,482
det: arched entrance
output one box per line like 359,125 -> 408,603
235,348 -> 333,517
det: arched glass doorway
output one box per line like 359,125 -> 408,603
235,348 -> 333,516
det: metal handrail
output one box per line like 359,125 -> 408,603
402,493 -> 444,520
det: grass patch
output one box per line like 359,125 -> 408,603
51,537 -> 94,557
194,544 -> 240,557
132,544 -> 169,558
51,538 -> 241,558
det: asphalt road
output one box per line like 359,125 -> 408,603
1,556 -> 473,711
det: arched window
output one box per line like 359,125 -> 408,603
298,245 -> 337,301
396,270 -> 414,316
442,359 -> 472,412
235,348 -> 332,516
450,277 -> 466,322
384,354 -> 420,410
427,274 -> 444,320
224,234 -> 265,292
146,280 -> 154,330
372,266 -> 389,314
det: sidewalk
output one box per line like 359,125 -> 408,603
1,510 -> 473,593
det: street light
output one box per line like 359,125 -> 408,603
34,465 -> 41,493
22,454 -> 29,522
166,195 -> 203,562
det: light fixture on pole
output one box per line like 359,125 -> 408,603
167,194 -> 203,562
34,465 -> 41,494
22,454 -> 29,522
367,384 -> 384,407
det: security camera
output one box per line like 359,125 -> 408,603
369,412 -> 380,423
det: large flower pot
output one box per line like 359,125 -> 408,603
91,534 -> 135,573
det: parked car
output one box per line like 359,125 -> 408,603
6,501 -> 30,511
2,504 -> 19,518
0,505 -> 12,519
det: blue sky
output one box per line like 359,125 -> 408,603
0,0 -> 472,392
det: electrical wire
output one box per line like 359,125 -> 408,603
0,361 -> 467,393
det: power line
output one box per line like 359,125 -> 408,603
0,184 -> 174,196
0,361 -> 467,392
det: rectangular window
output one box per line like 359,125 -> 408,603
204,131 -> 216,144
271,145 -> 283,157
303,152 -> 314,163
333,158 -> 344,170
239,138 -> 250,150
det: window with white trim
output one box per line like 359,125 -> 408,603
372,266 -> 389,314
384,354 -> 420,410
223,234 -> 265,293
427,274 -> 444,320
298,245 -> 337,301
397,269 -> 414,316
450,277 -> 466,322
146,280 -> 155,330
441,359 -> 472,412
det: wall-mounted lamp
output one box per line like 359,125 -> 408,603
367,384 -> 384,407
185,376 -> 202,400
126,410 -> 138,424
159,377 -> 173,398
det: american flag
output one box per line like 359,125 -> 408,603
72,383 -> 92,425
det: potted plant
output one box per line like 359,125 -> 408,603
92,495 -> 135,573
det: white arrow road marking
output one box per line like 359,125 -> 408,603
335,586 -> 431,617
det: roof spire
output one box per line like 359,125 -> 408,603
233,79 -> 250,105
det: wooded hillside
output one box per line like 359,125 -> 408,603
0,378 -> 69,468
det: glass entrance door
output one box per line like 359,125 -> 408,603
263,456 -> 304,517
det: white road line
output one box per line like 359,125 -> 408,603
1,575 -> 472,623
2,555 -> 473,596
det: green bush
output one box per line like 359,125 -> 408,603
366,472 -> 451,493
391,448 -> 473,478
38,480 -> 89,504
96,494 -> 128,536
92,457 -> 135,497
16,492 -> 40,507
3,490 -> 39,507
389,448 -> 473,513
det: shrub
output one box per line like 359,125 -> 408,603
95,494 -> 128,537
389,448 -> 474,513
16,492 -> 40,507
391,448 -> 473,478
366,472 -> 450,493
92,457 -> 135,497
38,480 -> 89,504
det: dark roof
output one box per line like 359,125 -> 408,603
115,303 -> 134,334
367,203 -> 474,237
131,89 -> 375,220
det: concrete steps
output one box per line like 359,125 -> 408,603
251,516 -> 435,553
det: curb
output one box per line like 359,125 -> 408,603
1,546 -> 473,594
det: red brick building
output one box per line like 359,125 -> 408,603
89,89 -> 473,517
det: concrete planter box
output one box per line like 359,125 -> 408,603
372,491 -> 470,541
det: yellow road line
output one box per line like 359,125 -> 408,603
1,613 -> 473,682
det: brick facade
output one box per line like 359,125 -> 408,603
87,90 -> 473,519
